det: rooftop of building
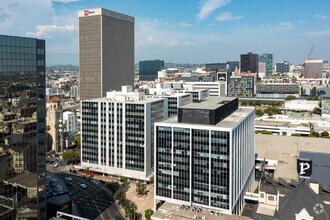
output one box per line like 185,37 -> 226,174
157,107 -> 253,129
152,202 -> 249,220
84,96 -> 165,104
78,8 -> 134,23
255,120 -> 310,129
6,172 -> 37,188
46,172 -> 71,207
179,97 -> 236,110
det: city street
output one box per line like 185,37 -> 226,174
48,164 -> 124,220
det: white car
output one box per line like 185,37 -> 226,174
80,184 -> 87,189
65,177 -> 72,182
54,163 -> 59,167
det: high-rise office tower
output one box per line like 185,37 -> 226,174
79,8 -> 134,100
276,61 -> 290,73
0,35 -> 46,219
81,86 -> 168,181
139,60 -> 165,81
240,52 -> 258,74
259,53 -> 273,76
154,97 -> 255,215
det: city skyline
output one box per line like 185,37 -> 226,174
1,0 -> 330,65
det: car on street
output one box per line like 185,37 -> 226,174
54,163 -> 59,167
65,177 -> 72,181
80,184 -> 87,189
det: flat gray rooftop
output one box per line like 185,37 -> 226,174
179,97 -> 237,110
158,107 -> 254,129
255,134 -> 330,181
84,97 -> 165,104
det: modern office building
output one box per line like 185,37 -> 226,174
304,59 -> 323,78
205,63 -> 227,72
240,52 -> 258,74
276,61 -> 290,73
154,97 -> 255,215
79,8 -> 134,100
259,53 -> 273,76
185,82 -> 226,97
63,111 -> 80,135
227,76 -> 255,97
139,60 -> 165,81
80,86 -> 168,181
227,61 -> 239,73
0,35 -> 47,219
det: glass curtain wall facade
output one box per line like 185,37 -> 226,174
0,35 -> 46,219
259,54 -> 273,76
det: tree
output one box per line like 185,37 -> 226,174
124,201 -> 137,220
46,125 -> 51,131
74,136 -> 81,149
114,190 -> 126,203
291,133 -> 301,136
120,176 -> 128,183
62,150 -> 79,162
255,109 -> 264,117
312,131 -> 320,137
321,131 -> 329,137
136,181 -> 146,195
54,123 -> 59,129
145,209 -> 154,220
285,95 -> 296,101
150,176 -> 154,184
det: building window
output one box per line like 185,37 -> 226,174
268,195 -> 274,201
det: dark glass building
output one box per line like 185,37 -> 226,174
139,60 -> 165,81
240,52 -> 258,73
0,35 -> 46,219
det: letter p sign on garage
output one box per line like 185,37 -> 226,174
297,158 -> 312,177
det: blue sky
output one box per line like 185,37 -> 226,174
1,0 -> 329,65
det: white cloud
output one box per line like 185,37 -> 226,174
277,22 -> 294,30
215,12 -> 242,21
306,30 -> 330,37
197,0 -> 231,21
314,13 -> 328,20
180,22 -> 192,27
52,0 -> 79,3
26,24 -> 77,38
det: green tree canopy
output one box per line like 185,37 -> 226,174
136,182 -> 146,195
145,209 -> 154,220
62,150 -> 79,162
321,131 -> 329,137
285,95 -> 296,101
74,136 -> 81,148
255,109 -> 264,117
114,190 -> 126,203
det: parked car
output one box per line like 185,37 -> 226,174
54,163 -> 59,167
80,184 -> 87,189
65,177 -> 72,182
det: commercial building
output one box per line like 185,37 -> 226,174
227,61 -> 239,73
80,86 -> 168,181
227,76 -> 254,97
154,97 -> 255,215
139,59 -> 165,81
185,82 -> 226,97
321,94 -> 330,119
304,59 -> 323,78
205,63 -> 227,72
276,61 -> 290,73
63,111 -> 80,135
70,86 -> 79,99
256,77 -> 299,98
46,97 -> 63,152
79,8 -> 134,100
259,53 -> 273,76
0,35 -> 47,219
240,52 -> 258,74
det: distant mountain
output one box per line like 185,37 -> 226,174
47,64 -> 79,71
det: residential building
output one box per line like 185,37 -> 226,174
79,8 -> 134,100
240,52 -> 258,74
304,59 -> 323,79
0,34 -> 46,219
276,61 -> 290,73
139,60 -> 165,81
154,97 -> 255,215
259,53 -> 273,76
70,86 -> 79,99
80,86 -> 168,181
227,76 -> 255,97
256,83 -> 300,98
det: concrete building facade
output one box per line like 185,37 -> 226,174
79,8 -> 134,100
154,97 -> 255,215
80,86 -> 168,181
